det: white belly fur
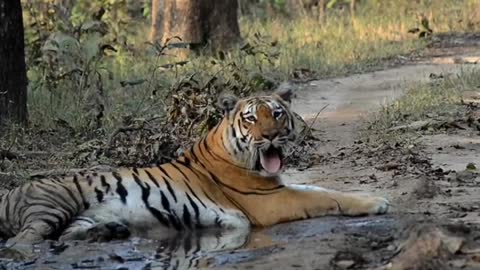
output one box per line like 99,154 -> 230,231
81,180 -> 250,234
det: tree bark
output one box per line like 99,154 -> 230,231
350,0 -> 357,18
149,0 -> 164,43
154,0 -> 241,51
0,0 -> 28,126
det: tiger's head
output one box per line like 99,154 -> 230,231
218,89 -> 297,176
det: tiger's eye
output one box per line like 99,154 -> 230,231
245,115 -> 256,122
273,111 -> 283,119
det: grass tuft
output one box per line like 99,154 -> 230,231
363,67 -> 480,145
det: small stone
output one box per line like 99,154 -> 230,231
335,260 -> 355,269
450,259 -> 466,268
466,163 -> 477,171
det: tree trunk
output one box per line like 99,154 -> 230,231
155,0 -> 241,51
318,0 -> 326,21
0,0 -> 28,126
350,0 -> 357,18
149,0 -> 164,43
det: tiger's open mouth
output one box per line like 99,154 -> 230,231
256,146 -> 284,174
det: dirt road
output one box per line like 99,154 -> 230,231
3,51 -> 480,269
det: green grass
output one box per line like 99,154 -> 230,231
363,67 -> 480,144
24,0 -> 480,131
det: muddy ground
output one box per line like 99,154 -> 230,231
1,37 -> 480,269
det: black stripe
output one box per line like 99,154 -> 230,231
158,172 -> 178,203
145,170 -> 160,187
201,137 -> 246,169
169,211 -> 182,231
189,146 -> 199,162
185,193 -> 202,229
171,162 -> 217,208
34,184 -> 73,218
183,181 -> 207,209
23,210 -> 64,231
230,124 -> 237,138
237,119 -> 247,137
149,206 -> 171,227
159,190 -> 181,230
35,183 -> 77,216
184,236 -> 192,258
9,188 -> 22,223
132,168 -> 140,175
182,204 -> 192,229
209,172 -> 285,195
212,123 -> 220,135
4,191 -> 12,223
199,186 -> 220,207
157,166 -> 172,179
196,139 -> 214,166
73,175 -> 90,209
193,234 -> 202,256
174,160 -> 202,180
196,139 -> 207,158
21,201 -> 68,228
48,181 -> 82,212
133,174 -> 170,227
87,175 -> 93,186
160,190 -> 171,212
100,175 -> 111,194
189,146 -> 209,169
179,157 -> 191,166
112,172 -> 128,204
169,160 -> 219,208
39,217 -> 61,232
170,163 -> 191,182
18,190 -> 72,224
94,187 -> 104,202
214,214 -> 222,227
235,137 -> 243,151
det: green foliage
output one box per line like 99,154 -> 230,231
21,0 -> 480,134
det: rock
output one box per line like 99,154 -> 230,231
335,260 -> 355,269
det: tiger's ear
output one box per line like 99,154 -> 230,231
274,83 -> 294,104
218,93 -> 239,116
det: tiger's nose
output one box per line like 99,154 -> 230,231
262,131 -> 279,141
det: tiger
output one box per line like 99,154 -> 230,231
0,88 -> 389,252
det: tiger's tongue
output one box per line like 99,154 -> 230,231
260,149 -> 281,174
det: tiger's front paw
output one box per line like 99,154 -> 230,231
344,196 -> 390,216
86,222 -> 131,242
366,196 -> 389,215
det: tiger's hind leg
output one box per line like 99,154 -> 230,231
59,217 -> 130,242
5,221 -> 53,247
0,220 -> 56,260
